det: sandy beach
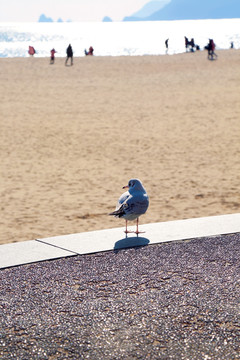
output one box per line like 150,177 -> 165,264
0,50 -> 240,245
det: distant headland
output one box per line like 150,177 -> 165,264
38,0 -> 240,23
38,14 -> 72,22
123,0 -> 240,21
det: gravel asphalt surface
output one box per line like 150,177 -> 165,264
1,233 -> 240,359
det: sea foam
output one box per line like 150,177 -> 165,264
0,18 -> 239,58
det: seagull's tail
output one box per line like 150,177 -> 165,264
108,208 -> 124,218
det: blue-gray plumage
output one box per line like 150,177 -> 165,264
109,179 -> 149,234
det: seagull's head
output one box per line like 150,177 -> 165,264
123,179 -> 146,193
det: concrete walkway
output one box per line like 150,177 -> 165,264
1,221 -> 240,359
1,213 -> 240,269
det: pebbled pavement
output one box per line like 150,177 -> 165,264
1,233 -> 240,359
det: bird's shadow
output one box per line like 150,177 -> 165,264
114,236 -> 150,253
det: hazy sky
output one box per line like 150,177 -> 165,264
0,0 -> 169,22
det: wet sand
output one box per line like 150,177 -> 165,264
0,50 -> 240,244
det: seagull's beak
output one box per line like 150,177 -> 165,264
122,185 -> 129,189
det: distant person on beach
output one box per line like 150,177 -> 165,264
28,46 -> 36,56
190,38 -> 195,52
165,39 -> 169,53
230,41 -> 234,49
206,39 -> 217,60
184,37 -> 196,52
50,48 -> 57,64
85,46 -> 94,56
65,44 -> 73,66
184,36 -> 189,51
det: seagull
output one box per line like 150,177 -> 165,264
109,179 -> 149,235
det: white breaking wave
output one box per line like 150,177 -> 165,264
0,19 -> 239,58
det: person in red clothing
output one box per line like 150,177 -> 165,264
85,46 -> 94,56
207,39 -> 217,60
50,48 -> 57,64
88,46 -> 94,55
28,46 -> 36,56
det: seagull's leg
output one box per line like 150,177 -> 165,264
124,220 -> 134,234
136,218 -> 140,234
125,220 -> 128,234
135,218 -> 145,235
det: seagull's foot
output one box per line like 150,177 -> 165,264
135,230 -> 145,236
124,230 -> 135,234
124,230 -> 146,236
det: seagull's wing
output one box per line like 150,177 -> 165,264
124,193 -> 149,216
117,191 -> 130,207
109,191 -> 131,217
109,192 -> 148,218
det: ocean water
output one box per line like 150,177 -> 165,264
0,18 -> 239,58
